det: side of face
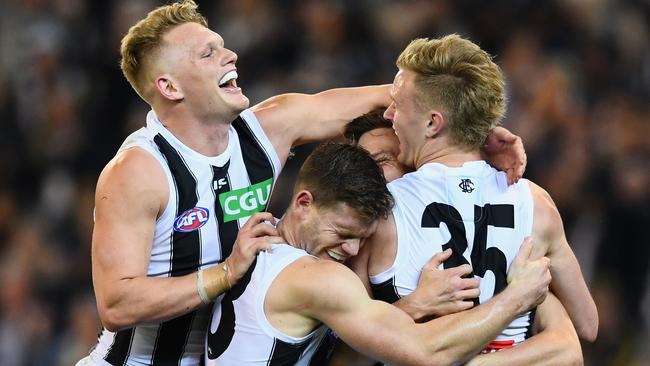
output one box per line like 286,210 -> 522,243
357,127 -> 409,182
299,201 -> 378,263
153,22 -> 249,119
383,69 -> 430,168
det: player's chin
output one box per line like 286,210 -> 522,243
224,93 -> 250,112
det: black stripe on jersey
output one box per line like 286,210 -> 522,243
207,259 -> 257,360
267,336 -> 313,366
104,328 -> 135,365
370,277 -> 401,304
155,134 -> 202,276
152,134 -> 202,365
232,116 -> 275,186
308,329 -> 338,366
212,163 -> 239,259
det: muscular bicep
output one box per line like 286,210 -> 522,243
92,148 -> 167,308
301,262 -> 428,365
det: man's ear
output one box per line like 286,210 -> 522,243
293,190 -> 315,218
155,75 -> 184,101
425,110 -> 445,138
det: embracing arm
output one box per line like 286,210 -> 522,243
351,214 -> 480,321
481,126 -> 527,185
301,243 -> 550,366
92,149 -> 276,331
466,293 -> 583,366
530,182 -> 598,342
252,85 -> 391,162
392,249 -> 480,321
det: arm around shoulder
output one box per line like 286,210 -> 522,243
251,85 -> 391,161
296,258 -> 540,366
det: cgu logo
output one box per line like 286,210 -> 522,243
173,207 -> 210,232
219,178 -> 273,223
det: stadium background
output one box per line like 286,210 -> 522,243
0,0 -> 648,365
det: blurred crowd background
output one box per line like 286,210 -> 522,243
0,0 -> 648,365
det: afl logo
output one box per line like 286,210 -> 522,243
173,207 -> 210,232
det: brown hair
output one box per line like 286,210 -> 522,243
344,108 -> 392,145
120,0 -> 207,101
397,34 -> 506,149
297,142 -> 393,222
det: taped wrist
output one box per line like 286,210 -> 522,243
197,260 -> 231,304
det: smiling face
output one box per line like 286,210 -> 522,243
299,202 -> 378,263
357,127 -> 409,182
155,22 -> 249,121
383,68 -> 430,168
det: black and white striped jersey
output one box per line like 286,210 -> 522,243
369,161 -> 536,350
205,243 -> 330,366
90,109 -> 281,366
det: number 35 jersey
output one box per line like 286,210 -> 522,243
370,160 -> 535,345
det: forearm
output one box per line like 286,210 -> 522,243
311,84 -> 390,118
465,333 -> 582,366
421,288 -> 527,365
96,262 -> 229,331
394,297 -> 425,320
550,257 -> 598,341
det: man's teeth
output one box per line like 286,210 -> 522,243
219,70 -> 238,87
327,250 -> 345,262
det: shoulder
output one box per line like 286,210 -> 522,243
275,256 -> 368,311
96,147 -> 168,216
99,147 -> 166,188
366,213 -> 397,271
528,181 -> 565,250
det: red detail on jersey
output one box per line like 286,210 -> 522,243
173,207 -> 210,232
481,339 -> 515,354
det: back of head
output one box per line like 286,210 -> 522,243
297,142 -> 394,222
120,0 -> 207,102
397,34 -> 506,149
344,108 -> 391,145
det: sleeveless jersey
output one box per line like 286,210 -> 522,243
91,109 -> 281,366
205,243 -> 330,366
369,161 -> 535,347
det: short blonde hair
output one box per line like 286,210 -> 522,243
120,0 -> 207,101
397,34 -> 506,149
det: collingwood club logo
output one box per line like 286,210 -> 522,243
459,178 -> 474,193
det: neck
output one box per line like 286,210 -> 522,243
276,213 -> 300,249
414,142 -> 482,169
155,105 -> 237,156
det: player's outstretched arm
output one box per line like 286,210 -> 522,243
294,243 -> 551,366
465,292 -> 583,366
251,85 -> 391,163
530,182 -> 598,342
92,149 -> 278,331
